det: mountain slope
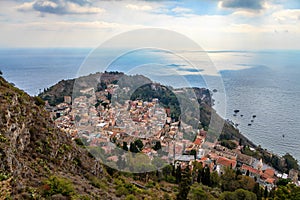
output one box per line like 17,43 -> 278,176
0,76 -> 116,199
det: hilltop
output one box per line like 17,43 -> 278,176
39,71 -> 256,148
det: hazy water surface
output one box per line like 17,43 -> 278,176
1,48 -> 299,161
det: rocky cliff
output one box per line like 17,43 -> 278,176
0,76 -> 116,199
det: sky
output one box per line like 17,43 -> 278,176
0,0 -> 300,50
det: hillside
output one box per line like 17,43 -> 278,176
0,76 -> 117,199
0,74 -> 195,200
1,73 -> 299,200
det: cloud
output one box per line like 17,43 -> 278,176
272,9 -> 300,22
125,4 -> 152,11
171,7 -> 192,13
219,0 -> 265,11
17,0 -> 104,15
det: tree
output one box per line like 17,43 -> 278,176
234,189 -> 257,200
176,165 -> 182,184
187,184 -> 215,200
190,149 -> 197,159
274,183 -> 300,199
221,167 -> 239,192
162,164 -> 173,178
220,189 -> 256,200
129,142 -> 139,153
236,168 -> 243,178
283,153 -> 298,171
0,70 -> 2,75
246,170 -> 250,176
221,140 -> 237,150
153,141 -> 162,151
253,183 -> 261,200
176,167 -> 191,200
202,166 -> 211,186
269,187 -> 275,199
264,186 -> 268,199
134,139 -> 144,150
238,176 -> 255,191
123,142 -> 128,151
197,168 -> 202,183
277,178 -> 291,186
210,171 -> 221,188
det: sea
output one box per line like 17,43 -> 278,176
1,48 -> 300,161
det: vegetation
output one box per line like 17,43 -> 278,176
33,96 -> 45,106
220,140 -> 237,150
42,176 -> 75,197
220,189 -> 257,200
130,83 -> 182,121
283,153 -> 299,170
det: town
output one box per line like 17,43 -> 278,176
45,82 -> 300,193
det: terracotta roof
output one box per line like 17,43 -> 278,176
194,138 -> 202,145
241,164 -> 260,175
262,168 -> 275,179
265,178 -> 275,184
217,157 -> 237,168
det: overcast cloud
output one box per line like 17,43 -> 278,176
0,0 -> 299,49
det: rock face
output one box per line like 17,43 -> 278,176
0,76 -> 115,199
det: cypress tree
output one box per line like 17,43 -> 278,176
123,141 -> 128,151
202,166 -> 211,186
176,167 -> 191,200
130,142 -> 139,153
176,164 -> 182,184
264,186 -> 268,199
246,169 -> 250,176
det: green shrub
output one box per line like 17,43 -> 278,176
0,134 -> 8,143
165,175 -> 176,183
116,186 -> 129,197
125,194 -> 137,200
33,96 -> 45,106
42,176 -> 75,197
89,176 -> 108,191
0,172 -> 10,181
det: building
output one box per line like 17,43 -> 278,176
289,169 -> 299,184
64,96 -> 72,104
241,164 -> 260,178
216,156 -> 237,174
